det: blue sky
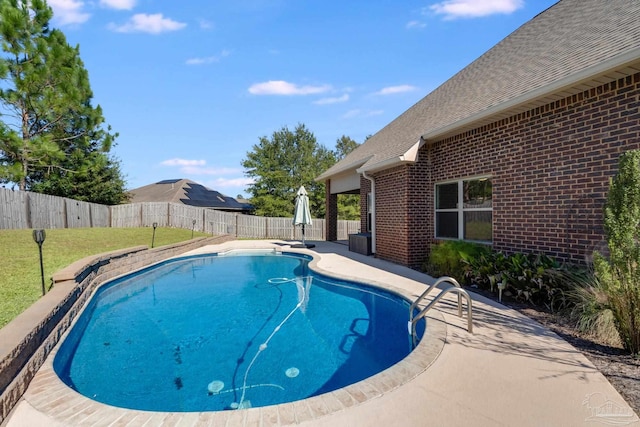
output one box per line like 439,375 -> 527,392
48,0 -> 558,198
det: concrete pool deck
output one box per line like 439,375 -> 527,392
4,240 -> 639,427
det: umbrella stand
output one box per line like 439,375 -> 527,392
292,224 -> 315,248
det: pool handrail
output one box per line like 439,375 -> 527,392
408,276 -> 473,348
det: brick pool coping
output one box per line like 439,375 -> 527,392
5,241 -> 448,426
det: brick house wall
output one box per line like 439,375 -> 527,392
364,73 -> 640,269
359,177 -> 371,233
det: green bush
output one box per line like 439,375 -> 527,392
592,150 -> 640,354
423,240 -> 490,282
565,273 -> 622,347
463,250 -> 578,311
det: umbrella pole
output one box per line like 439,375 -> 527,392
302,224 -> 305,245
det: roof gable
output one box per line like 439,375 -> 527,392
129,179 -> 252,211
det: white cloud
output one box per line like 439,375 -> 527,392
199,19 -> 214,30
181,166 -> 242,175
430,0 -> 523,19
342,109 -> 384,119
160,158 -> 206,167
48,0 -> 91,25
248,80 -> 331,96
99,0 -> 136,10
160,159 -> 241,176
313,94 -> 349,105
108,13 -> 186,34
374,85 -> 419,95
209,177 -> 255,189
186,50 -> 231,65
406,20 -> 426,29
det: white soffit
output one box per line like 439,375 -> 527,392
330,171 -> 360,194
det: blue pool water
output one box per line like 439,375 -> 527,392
54,251 -> 425,412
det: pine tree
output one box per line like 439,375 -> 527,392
0,0 -> 127,203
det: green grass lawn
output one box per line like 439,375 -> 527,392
0,227 -> 210,329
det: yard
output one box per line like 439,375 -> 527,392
0,227 -> 209,328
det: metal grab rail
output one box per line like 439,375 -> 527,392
408,277 -> 473,348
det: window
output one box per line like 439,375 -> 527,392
435,177 -> 492,242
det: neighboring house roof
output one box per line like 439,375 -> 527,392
317,0 -> 640,180
129,179 -> 253,211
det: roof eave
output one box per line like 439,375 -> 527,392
356,138 -> 425,174
423,48 -> 640,141
316,156 -> 372,182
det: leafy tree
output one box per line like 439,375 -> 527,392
334,135 -> 360,220
242,124 -> 335,217
0,0 -> 127,203
593,150 -> 640,354
335,135 -> 359,159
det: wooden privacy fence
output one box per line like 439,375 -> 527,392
0,188 -> 360,240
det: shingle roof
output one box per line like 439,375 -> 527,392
129,179 -> 253,211
318,0 -> 640,180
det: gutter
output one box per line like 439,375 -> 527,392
356,138 -> 426,175
361,170 -> 376,254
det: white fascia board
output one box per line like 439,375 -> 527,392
357,139 -> 425,174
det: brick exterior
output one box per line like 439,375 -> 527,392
363,74 -> 640,268
325,180 -> 338,241
360,177 -> 371,233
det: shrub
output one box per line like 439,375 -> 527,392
423,240 -> 489,282
592,150 -> 640,354
565,273 -> 622,348
463,250 -> 578,312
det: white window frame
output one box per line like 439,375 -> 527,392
434,175 -> 492,242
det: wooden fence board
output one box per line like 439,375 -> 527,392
90,204 -> 110,228
205,209 -> 236,235
29,193 -> 65,229
65,199 -> 92,228
0,188 -> 28,229
269,217 -> 294,240
141,203 -> 170,227
111,204 -> 141,228
169,204 -> 203,231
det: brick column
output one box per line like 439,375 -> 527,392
325,179 -> 338,241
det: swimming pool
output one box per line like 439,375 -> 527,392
53,250 -> 425,412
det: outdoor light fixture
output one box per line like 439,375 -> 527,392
498,280 -> 506,303
32,229 -> 46,296
152,222 -> 158,248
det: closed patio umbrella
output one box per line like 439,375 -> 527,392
292,185 -> 314,248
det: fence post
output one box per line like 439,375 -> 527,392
25,192 -> 32,229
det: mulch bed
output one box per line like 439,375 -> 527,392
467,288 -> 640,415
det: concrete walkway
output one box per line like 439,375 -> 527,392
4,240 -> 639,426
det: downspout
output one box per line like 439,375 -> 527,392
361,171 -> 376,254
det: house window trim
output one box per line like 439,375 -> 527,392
435,175 -> 493,243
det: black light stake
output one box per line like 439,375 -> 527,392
192,219 -> 196,239
32,229 -> 46,296
152,222 -> 158,248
